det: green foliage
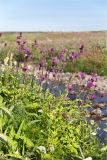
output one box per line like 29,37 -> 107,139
0,72 -> 106,160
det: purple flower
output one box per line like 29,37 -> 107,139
22,40 -> 26,44
18,47 -> 22,53
39,59 -> 45,68
68,83 -> 72,92
40,48 -> 45,53
90,74 -> 98,82
79,44 -> 84,53
100,92 -> 106,98
30,54 -> 34,59
25,48 -> 31,54
78,101 -> 85,106
61,48 -> 67,52
79,72 -> 86,79
17,39 -> 21,45
22,64 -> 28,72
86,80 -> 96,89
50,48 -> 56,52
51,57 -> 58,65
59,52 -> 65,62
90,93 -> 96,100
69,52 -> 78,61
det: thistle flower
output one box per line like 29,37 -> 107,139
18,47 -> 23,53
79,72 -> 86,79
25,47 -> 31,54
86,80 -> 96,89
79,44 -> 84,53
50,47 -> 56,52
51,57 -> 58,65
39,59 -> 45,68
22,64 -> 28,72
59,52 -> 65,62
100,92 -> 106,98
90,93 -> 96,100
68,83 -> 72,92
40,48 -> 45,53
90,74 -> 98,82
17,39 -> 21,45
69,52 -> 78,61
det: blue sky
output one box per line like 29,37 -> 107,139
0,0 -> 107,31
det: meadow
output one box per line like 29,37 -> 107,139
0,32 -> 107,160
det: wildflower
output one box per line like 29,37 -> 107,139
79,72 -> 86,79
51,57 -> 58,65
25,47 -> 31,54
90,74 -> 98,82
22,64 -> 28,72
59,52 -> 65,62
79,44 -> 84,53
50,47 -> 56,52
39,59 -> 45,68
18,47 -> 22,53
69,52 -> 78,61
86,80 -> 96,89
78,100 -> 85,106
68,83 -> 72,92
40,48 -> 45,53
90,93 -> 96,100
100,92 -> 106,97
16,39 -> 21,45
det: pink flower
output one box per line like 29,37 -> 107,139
50,48 -> 56,52
90,93 -> 96,100
79,72 -> 86,79
25,48 -> 31,54
69,52 -> 78,60
22,64 -> 28,72
51,57 -> 58,65
68,83 -> 72,92
86,80 -> 96,89
59,52 -> 65,62
39,59 -> 45,68
90,74 -> 98,82
79,44 -> 84,53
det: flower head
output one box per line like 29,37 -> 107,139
68,83 -> 72,92
39,59 -> 45,68
22,64 -> 28,72
59,52 -> 65,62
79,72 -> 86,79
90,93 -> 96,100
86,80 -> 96,89
79,44 -> 84,53
69,52 -> 78,61
90,74 -> 98,82
51,57 -> 58,65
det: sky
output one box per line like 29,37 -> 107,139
0,0 -> 107,32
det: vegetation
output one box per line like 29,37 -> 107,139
0,32 -> 107,159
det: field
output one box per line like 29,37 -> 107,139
0,31 -> 107,160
